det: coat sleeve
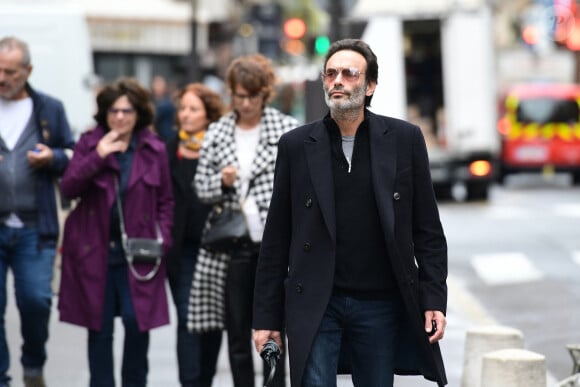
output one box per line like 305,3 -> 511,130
156,145 -> 174,253
60,133 -> 108,200
193,125 -> 227,204
410,126 -> 448,314
46,100 -> 75,174
253,134 -> 292,331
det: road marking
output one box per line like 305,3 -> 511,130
554,203 -> 580,217
471,252 -> 543,285
447,275 -> 496,324
480,203 -> 580,220
447,275 -> 559,386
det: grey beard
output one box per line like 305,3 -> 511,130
324,84 -> 367,119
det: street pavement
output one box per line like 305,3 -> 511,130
4,274 -> 521,387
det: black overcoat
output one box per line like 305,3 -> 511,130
253,110 -> 448,386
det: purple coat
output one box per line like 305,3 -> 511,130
58,126 -> 174,332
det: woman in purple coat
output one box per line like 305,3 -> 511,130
58,78 -> 174,387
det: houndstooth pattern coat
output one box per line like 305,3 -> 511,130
187,106 -> 299,332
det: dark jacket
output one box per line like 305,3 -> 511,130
253,110 -> 448,386
27,83 -> 75,246
165,136 -> 211,279
58,126 -> 174,332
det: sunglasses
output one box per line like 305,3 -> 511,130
321,67 -> 365,82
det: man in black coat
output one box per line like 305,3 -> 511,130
252,39 -> 448,386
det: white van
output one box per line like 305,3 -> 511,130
0,1 -> 95,137
354,0 -> 500,201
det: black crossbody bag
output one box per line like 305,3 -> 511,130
114,178 -> 163,281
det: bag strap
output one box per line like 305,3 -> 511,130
114,178 -> 162,281
114,178 -> 129,248
239,176 -> 255,204
114,178 -> 163,243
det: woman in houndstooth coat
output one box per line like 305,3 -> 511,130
188,54 -> 298,387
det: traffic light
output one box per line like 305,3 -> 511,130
283,18 -> 306,40
313,35 -> 330,56
521,25 -> 539,46
565,23 -> 580,51
282,17 -> 306,56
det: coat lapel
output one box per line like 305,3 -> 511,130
305,122 -> 336,243
369,116 -> 397,236
86,127 -> 118,192
127,130 -> 161,190
251,126 -> 276,178
167,139 -> 192,195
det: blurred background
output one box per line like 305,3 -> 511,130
0,0 -> 576,131
3,1 -> 580,386
3,0 -> 580,202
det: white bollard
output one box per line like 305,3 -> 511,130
461,325 -> 525,387
481,348 -> 546,387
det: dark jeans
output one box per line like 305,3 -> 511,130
169,247 -> 222,387
302,295 -> 402,387
226,248 -> 285,387
88,264 -> 149,387
0,226 -> 54,385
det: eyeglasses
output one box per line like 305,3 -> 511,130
232,92 -> 262,102
321,67 -> 365,82
108,108 -> 136,115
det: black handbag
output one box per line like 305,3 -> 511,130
124,238 -> 162,264
115,179 -> 163,281
201,204 -> 251,253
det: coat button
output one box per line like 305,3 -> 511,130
303,242 -> 311,251
305,198 -> 312,208
295,283 -> 303,293
393,192 -> 401,200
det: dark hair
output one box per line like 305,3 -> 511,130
94,78 -> 154,131
225,53 -> 276,106
324,39 -> 378,107
175,83 -> 226,124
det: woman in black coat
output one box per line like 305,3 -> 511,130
165,83 -> 225,387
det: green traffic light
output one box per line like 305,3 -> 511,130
314,35 -> 330,55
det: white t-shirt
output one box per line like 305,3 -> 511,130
234,124 -> 263,241
234,124 -> 261,188
0,97 -> 33,150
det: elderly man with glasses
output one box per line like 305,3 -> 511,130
0,36 -> 74,387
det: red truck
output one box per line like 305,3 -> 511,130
497,82 -> 580,184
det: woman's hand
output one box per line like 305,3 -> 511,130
221,165 -> 237,187
97,130 -> 129,159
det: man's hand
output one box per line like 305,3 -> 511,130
425,310 -> 446,344
27,143 -> 53,168
253,329 -> 283,354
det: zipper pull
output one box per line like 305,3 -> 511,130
346,157 -> 352,173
